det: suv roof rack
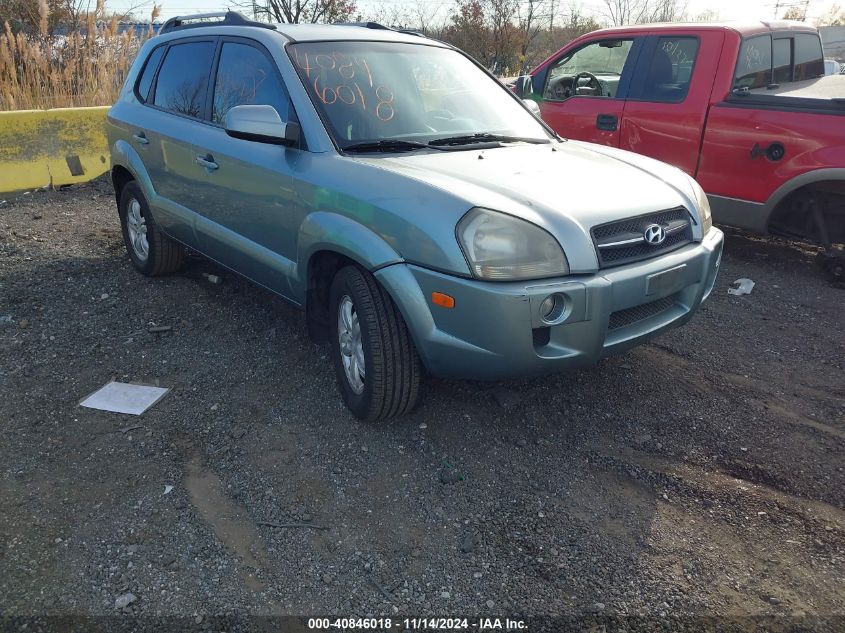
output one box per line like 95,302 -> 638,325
160,11 -> 276,34
334,22 -> 426,37
335,21 -> 391,30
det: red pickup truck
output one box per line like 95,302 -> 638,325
513,21 -> 845,279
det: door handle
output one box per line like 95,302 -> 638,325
596,114 -> 618,132
133,132 -> 149,145
195,154 -> 219,171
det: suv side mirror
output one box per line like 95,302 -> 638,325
513,74 -> 534,98
224,104 -> 299,146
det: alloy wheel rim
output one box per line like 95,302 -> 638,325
338,295 -> 365,394
126,198 -> 149,261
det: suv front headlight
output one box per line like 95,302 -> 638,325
689,176 -> 712,235
457,208 -> 569,280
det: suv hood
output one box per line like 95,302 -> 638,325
352,140 -> 700,272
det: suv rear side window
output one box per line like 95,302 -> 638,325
153,41 -> 216,118
136,45 -> 165,102
212,42 -> 293,124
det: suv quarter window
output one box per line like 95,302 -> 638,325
151,39 -> 217,119
210,39 -> 295,125
135,45 -> 165,103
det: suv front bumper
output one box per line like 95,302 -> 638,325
375,228 -> 724,379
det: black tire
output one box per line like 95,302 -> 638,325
329,265 -> 422,421
118,181 -> 184,276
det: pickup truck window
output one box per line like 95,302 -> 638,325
544,39 -> 634,100
773,38 -> 792,84
794,33 -> 824,80
640,37 -> 699,103
736,33 -> 824,90
736,35 -> 772,90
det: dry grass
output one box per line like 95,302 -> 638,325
0,2 -> 159,111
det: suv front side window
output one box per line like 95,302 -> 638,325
212,41 -> 294,124
152,41 -> 216,118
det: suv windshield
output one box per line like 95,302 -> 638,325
288,41 -> 551,149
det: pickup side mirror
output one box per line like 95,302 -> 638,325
513,74 -> 534,98
224,104 -> 299,146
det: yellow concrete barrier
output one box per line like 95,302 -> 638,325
0,106 -> 110,194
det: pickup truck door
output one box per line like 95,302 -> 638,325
533,37 -> 644,147
619,31 -> 724,177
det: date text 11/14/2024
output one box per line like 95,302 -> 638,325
307,617 -> 529,630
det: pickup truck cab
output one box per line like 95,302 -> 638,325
514,21 -> 844,279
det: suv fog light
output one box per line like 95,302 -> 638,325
540,293 -> 566,324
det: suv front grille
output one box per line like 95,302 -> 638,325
608,295 -> 676,331
592,207 -> 693,269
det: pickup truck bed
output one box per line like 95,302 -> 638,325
738,75 -> 845,111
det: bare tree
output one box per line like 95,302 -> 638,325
782,6 -> 806,20
517,0 -> 547,72
603,0 -> 649,25
249,0 -> 356,24
603,0 -> 687,25
645,0 -> 687,22
816,2 -> 845,25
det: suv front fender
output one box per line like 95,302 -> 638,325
292,211 -> 404,298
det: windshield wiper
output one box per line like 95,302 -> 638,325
428,133 -> 549,147
343,139 -> 442,153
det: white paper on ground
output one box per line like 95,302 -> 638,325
79,381 -> 170,415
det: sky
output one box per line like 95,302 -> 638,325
110,0 -> 841,24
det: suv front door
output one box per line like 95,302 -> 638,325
188,37 -> 305,297
533,36 -> 643,146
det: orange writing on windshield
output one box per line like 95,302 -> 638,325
296,50 -> 393,121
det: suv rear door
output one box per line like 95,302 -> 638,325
533,36 -> 644,146
186,37 -> 304,297
139,37 -> 217,246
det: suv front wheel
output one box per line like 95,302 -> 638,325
329,266 -> 421,421
118,181 -> 184,276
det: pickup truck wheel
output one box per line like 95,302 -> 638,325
118,181 -> 184,276
329,266 -> 421,421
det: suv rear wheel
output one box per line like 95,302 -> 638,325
329,266 -> 421,421
118,181 -> 184,276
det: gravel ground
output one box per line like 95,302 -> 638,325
1,181 -> 843,630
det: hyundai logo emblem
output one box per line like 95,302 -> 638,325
643,224 -> 667,245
